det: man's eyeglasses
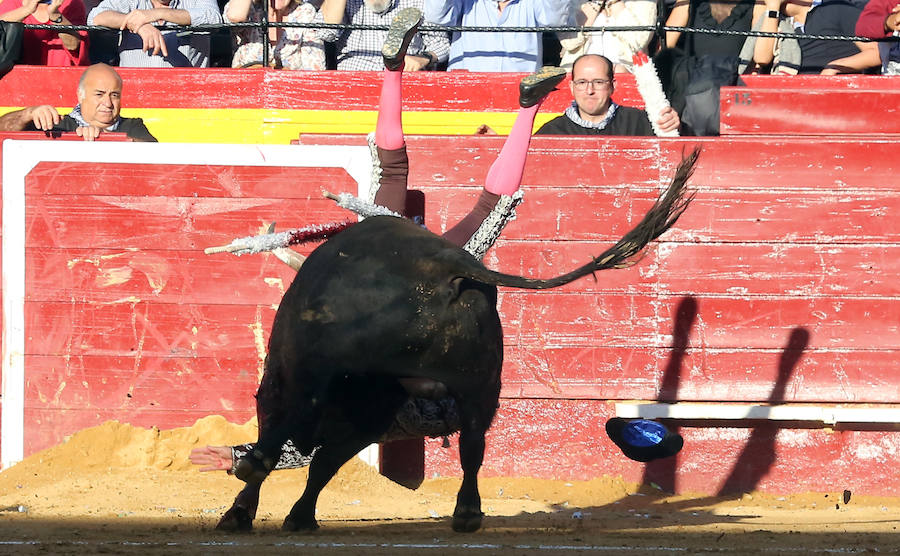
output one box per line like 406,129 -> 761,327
573,78 -> 612,91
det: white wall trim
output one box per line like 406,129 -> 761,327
616,402 -> 900,425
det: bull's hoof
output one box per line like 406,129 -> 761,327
451,511 -> 484,533
281,516 -> 319,532
215,506 -> 253,532
233,455 -> 271,485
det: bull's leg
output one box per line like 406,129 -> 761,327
450,368 -> 501,533
281,436 -> 372,532
233,410 -> 315,485
453,425 -> 487,532
215,482 -> 261,532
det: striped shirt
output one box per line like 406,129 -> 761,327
314,0 -> 450,71
88,0 -> 222,67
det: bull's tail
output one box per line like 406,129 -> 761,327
463,147 -> 699,290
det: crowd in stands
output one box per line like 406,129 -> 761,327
1,0 -> 896,74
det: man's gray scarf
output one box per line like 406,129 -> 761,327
69,104 -> 121,131
565,100 -> 618,130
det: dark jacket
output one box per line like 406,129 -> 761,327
536,106 -> 656,136
27,114 -> 157,142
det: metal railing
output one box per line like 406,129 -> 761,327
22,19 -> 890,69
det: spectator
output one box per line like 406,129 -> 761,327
536,54 -> 682,135
665,0 -> 764,61
0,0 -> 88,64
559,0 -> 657,73
741,0 -> 880,75
224,0 -> 325,69
424,0 -> 570,72
88,0 -> 222,67
315,0 -> 448,70
855,0 -> 900,74
800,0 -> 879,74
738,0 -> 801,75
0,62 -> 157,141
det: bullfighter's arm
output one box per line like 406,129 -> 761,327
189,442 -> 315,472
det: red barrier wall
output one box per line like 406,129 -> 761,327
2,132 -> 898,496
720,87 -> 900,135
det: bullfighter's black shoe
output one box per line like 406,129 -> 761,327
518,66 -> 567,108
382,7 -> 422,71
605,418 -> 683,463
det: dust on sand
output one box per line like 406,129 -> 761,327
0,417 -> 897,555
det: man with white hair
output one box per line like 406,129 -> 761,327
316,0 -> 449,70
0,63 -> 157,142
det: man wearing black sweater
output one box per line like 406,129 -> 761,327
537,53 -> 681,136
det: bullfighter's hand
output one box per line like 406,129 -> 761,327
137,24 -> 169,57
75,125 -> 103,141
656,106 -> 680,133
189,446 -> 233,472
28,105 -> 61,131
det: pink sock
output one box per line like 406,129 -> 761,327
484,103 -> 541,196
375,69 -> 405,150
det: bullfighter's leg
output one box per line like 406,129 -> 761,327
442,67 -> 566,258
367,7 -> 422,215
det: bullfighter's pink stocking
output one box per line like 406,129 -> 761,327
372,68 -> 410,215
483,103 -> 541,196
375,69 -> 404,151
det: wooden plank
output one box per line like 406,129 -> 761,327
649,242 -> 900,297
740,74 -> 900,90
0,66 -> 645,112
501,346 -> 900,402
29,294 -> 896,358
26,354 -> 262,410
305,135 -> 900,191
26,247 -> 298,305
720,87 -> 900,135
24,195 -> 350,249
25,240 -> 900,303
24,162 -> 358,199
27,302 -> 278,357
484,241 -> 900,297
501,294 -> 900,350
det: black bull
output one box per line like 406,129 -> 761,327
224,149 -> 699,533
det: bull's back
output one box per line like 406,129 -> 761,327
268,217 -> 503,381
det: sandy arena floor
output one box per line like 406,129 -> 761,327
0,417 -> 897,555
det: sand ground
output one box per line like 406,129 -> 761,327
0,417 -> 896,555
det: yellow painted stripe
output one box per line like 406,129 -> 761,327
1,107 -> 563,144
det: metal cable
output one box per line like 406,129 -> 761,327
21,22 -> 895,44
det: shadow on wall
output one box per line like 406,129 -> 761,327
640,295 -> 811,495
